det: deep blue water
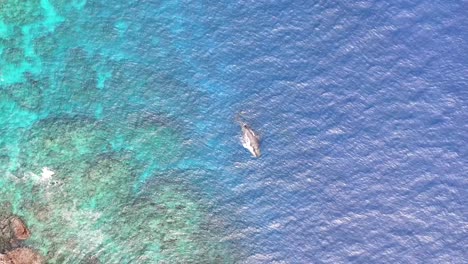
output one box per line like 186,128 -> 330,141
185,1 -> 468,262
1,0 -> 467,263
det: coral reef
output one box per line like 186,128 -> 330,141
0,0 -> 240,261
4,76 -> 44,111
3,170 -> 230,263
0,0 -> 43,25
18,116 -> 112,176
0,115 -> 234,263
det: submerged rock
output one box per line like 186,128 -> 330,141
9,217 -> 30,241
0,253 -> 13,264
5,248 -> 44,264
0,216 -> 30,245
0,215 -> 36,258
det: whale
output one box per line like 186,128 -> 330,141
237,119 -> 261,158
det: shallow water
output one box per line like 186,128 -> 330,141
1,1 -> 467,263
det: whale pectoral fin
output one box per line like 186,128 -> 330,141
253,131 -> 260,140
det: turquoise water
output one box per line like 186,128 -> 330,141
0,1 -> 241,262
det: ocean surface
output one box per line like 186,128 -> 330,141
0,0 -> 467,263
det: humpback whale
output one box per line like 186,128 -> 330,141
237,117 -> 261,158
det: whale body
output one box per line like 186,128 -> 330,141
240,123 -> 261,158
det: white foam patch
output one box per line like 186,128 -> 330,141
40,167 -> 55,183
